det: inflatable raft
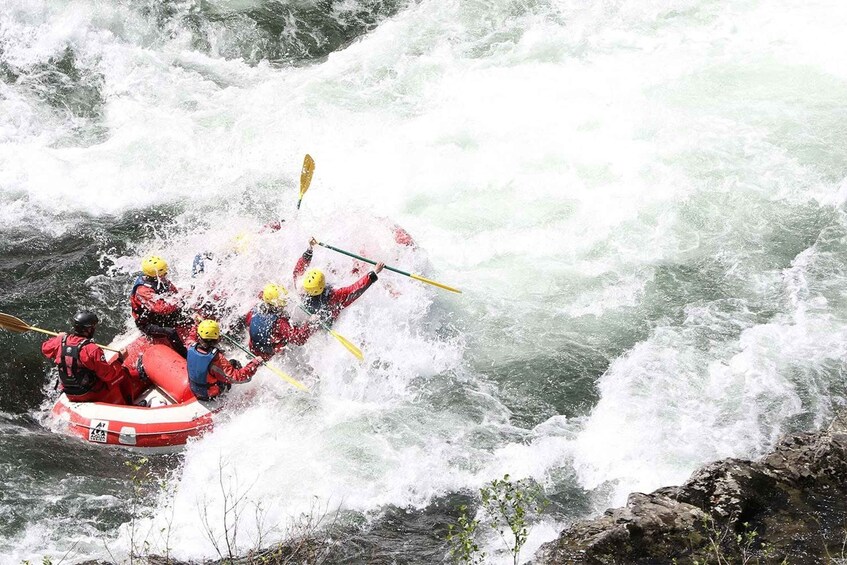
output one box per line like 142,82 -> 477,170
50,341 -> 216,453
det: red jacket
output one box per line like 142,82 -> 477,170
42,333 -> 126,403
130,276 -> 182,324
245,305 -> 313,360
197,349 -> 262,399
293,249 -> 378,324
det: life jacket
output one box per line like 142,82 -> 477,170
130,274 -> 177,327
248,307 -> 281,355
187,344 -> 219,399
55,335 -> 98,396
303,286 -> 334,325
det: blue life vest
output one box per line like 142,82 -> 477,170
192,252 -> 213,277
249,307 -> 280,355
303,287 -> 333,326
131,274 -> 167,300
187,344 -> 218,399
130,274 -> 175,326
130,274 -> 152,313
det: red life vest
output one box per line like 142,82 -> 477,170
54,335 -> 98,395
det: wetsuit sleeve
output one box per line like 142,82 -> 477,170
275,318 -> 314,348
209,354 -> 262,384
79,343 -> 125,385
330,272 -> 378,309
41,334 -> 62,360
293,248 -> 313,279
261,220 -> 283,232
135,285 -> 181,316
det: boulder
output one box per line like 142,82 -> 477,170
535,426 -> 847,564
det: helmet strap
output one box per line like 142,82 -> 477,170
73,326 -> 95,338
198,337 -> 219,349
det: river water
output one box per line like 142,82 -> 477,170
2,0 -> 847,562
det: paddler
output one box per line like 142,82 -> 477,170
245,283 -> 314,360
129,255 -> 190,357
187,320 -> 263,401
41,311 -> 133,404
293,237 -> 384,327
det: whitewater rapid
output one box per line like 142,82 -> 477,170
3,0 -> 847,562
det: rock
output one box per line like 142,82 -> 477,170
534,492 -> 708,564
535,426 -> 847,564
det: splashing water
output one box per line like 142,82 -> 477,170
2,0 -> 847,562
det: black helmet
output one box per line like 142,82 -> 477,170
72,310 -> 99,331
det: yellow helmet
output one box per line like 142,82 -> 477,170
141,256 -> 168,278
197,319 -> 220,341
231,232 -> 251,255
262,283 -> 288,307
302,269 -> 325,296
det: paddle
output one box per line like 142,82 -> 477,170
0,312 -> 121,352
315,241 -> 462,294
297,154 -> 315,210
295,303 -> 364,361
218,332 -> 308,392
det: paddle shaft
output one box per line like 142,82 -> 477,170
220,332 -> 256,358
296,303 -> 330,332
0,317 -> 120,352
295,302 -> 364,360
219,332 -> 308,391
317,242 -> 411,277
316,241 -> 461,293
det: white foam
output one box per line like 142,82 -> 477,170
5,0 -> 847,560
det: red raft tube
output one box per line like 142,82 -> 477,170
50,338 -> 217,453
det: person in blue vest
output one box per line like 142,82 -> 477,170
293,238 -> 384,327
187,319 -> 263,401
130,255 -> 189,357
245,283 -> 314,360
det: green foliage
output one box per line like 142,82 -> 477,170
691,517 -> 787,565
447,505 -> 485,565
125,456 -> 151,564
447,474 -> 548,565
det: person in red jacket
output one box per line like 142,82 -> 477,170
42,311 -> 130,404
245,283 -> 314,360
187,320 -> 263,401
293,238 -> 384,327
130,255 -> 189,357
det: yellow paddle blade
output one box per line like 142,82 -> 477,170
264,363 -> 309,391
299,154 -> 315,198
410,273 -> 462,294
330,330 -> 364,361
0,312 -> 34,334
0,312 -> 119,351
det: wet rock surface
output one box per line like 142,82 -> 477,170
535,419 -> 847,564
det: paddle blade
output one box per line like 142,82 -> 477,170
299,154 -> 315,199
264,364 -> 309,391
330,330 -> 364,361
410,273 -> 462,294
0,313 -> 31,334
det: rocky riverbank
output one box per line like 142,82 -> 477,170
534,417 -> 847,564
